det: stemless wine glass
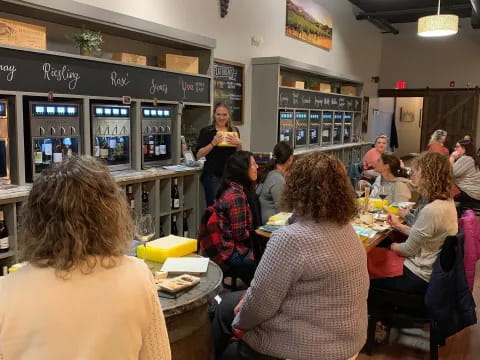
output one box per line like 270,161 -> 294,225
135,214 -> 155,262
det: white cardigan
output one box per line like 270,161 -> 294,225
0,256 -> 171,360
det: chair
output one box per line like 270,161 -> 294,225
366,234 -> 470,360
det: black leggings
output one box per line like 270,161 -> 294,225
370,266 -> 428,296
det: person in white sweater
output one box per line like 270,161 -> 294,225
383,152 -> 458,295
450,139 -> 480,208
0,156 -> 171,360
212,151 -> 369,360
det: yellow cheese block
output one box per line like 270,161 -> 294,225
217,131 -> 238,147
358,198 -> 399,215
137,235 -> 197,263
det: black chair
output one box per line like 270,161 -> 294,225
366,235 -> 461,360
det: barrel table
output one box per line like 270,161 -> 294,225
150,260 -> 223,360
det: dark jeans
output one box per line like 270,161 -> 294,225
457,190 -> 480,210
370,266 -> 429,296
202,172 -> 221,206
212,291 -> 282,360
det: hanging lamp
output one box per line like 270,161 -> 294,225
418,0 -> 458,37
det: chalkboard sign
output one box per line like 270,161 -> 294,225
279,86 -> 362,112
0,46 -> 210,104
214,59 -> 244,124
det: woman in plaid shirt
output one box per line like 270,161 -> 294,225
213,151 -> 259,268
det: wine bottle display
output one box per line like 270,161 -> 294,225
171,215 -> 178,235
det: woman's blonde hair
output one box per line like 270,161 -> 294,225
413,152 -> 453,201
429,129 -> 447,145
211,102 -> 234,131
375,133 -> 388,144
281,151 -> 358,225
20,155 -> 133,275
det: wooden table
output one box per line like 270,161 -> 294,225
147,260 -> 223,360
256,226 -> 394,253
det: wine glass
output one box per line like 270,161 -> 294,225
135,214 -> 155,262
356,181 -> 367,198
378,185 -> 388,213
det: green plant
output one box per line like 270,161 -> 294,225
71,28 -> 103,53
304,78 -> 318,89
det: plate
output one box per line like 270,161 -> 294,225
371,223 -> 391,232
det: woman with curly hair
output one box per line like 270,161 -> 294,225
381,152 -> 458,295
0,156 -> 171,360
212,151 -> 369,360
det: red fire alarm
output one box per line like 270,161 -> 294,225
450,81 -> 456,87
396,81 -> 407,89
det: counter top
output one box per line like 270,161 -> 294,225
294,142 -> 372,156
0,167 -> 202,203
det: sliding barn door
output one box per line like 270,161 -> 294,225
421,90 -> 479,151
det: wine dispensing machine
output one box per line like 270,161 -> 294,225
294,110 -> 308,148
321,111 -> 333,146
278,110 -> 294,148
343,112 -> 353,143
0,100 -> 9,182
26,101 -> 81,181
91,104 -> 131,171
308,111 -> 320,146
333,112 -> 343,145
141,106 -> 173,168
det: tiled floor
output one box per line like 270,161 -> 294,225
358,264 -> 480,360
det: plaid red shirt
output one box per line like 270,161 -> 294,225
214,182 -> 254,263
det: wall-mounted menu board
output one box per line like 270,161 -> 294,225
0,46 -> 210,103
279,86 -> 362,112
213,59 -> 244,124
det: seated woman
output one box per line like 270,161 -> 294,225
212,152 -> 369,360
450,139 -> 480,209
377,152 -> 458,297
363,134 -> 388,172
427,129 -> 449,155
360,152 -> 411,204
0,156 -> 171,359
203,151 -> 260,282
256,141 -> 293,224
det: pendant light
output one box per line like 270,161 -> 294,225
418,0 -> 459,37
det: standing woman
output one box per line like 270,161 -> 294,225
427,129 -> 449,155
450,139 -> 480,207
256,141 -> 294,224
196,103 -> 242,206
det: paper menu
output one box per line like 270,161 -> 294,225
160,257 -> 209,274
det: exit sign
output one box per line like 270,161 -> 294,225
396,81 -> 407,89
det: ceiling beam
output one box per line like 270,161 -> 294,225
356,4 -> 471,20
358,15 -> 399,34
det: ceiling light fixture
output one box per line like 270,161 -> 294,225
417,0 -> 458,37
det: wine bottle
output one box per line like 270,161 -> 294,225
34,142 -> 43,165
43,139 -> 52,165
100,137 -> 109,159
126,185 -> 135,211
53,139 -> 63,163
142,190 -> 149,215
94,137 -> 100,157
183,211 -> 189,238
172,179 -> 180,209
160,134 -> 167,158
160,225 -> 165,238
117,137 -> 125,159
0,210 -> 9,253
154,135 -> 161,157
148,136 -> 155,155
108,138 -> 117,162
171,215 -> 178,235
143,137 -> 148,155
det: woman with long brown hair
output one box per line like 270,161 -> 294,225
0,156 -> 170,360
212,151 -> 369,360
196,102 -> 242,206
383,152 -> 458,295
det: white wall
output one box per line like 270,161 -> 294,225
379,18 -> 480,89
72,0 -> 383,149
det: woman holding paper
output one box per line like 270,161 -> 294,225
196,102 -> 242,206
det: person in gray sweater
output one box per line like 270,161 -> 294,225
450,139 -> 480,207
212,151 -> 369,360
381,152 -> 458,295
256,142 -> 293,224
